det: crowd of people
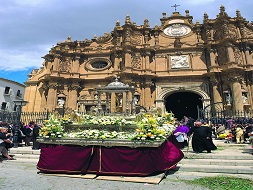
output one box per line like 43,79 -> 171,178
0,120 -> 41,161
1,115 -> 253,161
171,116 -> 253,153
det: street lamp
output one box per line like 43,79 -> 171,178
13,100 -> 28,148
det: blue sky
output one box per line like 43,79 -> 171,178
0,0 -> 252,85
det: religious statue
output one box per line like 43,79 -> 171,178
226,93 -> 232,105
242,94 -> 248,104
115,94 -> 122,112
90,106 -> 98,116
70,110 -> 81,123
57,98 -> 65,108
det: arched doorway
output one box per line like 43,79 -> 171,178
165,92 -> 202,121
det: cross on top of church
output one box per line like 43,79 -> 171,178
171,4 -> 180,12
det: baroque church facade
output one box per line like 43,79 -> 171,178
23,6 -> 253,120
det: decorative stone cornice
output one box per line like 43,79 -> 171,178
48,83 -> 58,90
68,84 -> 80,91
228,76 -> 243,83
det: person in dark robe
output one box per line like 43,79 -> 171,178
32,124 -> 41,150
188,121 -> 217,153
24,122 -> 34,146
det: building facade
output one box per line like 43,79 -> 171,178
23,6 -> 253,120
0,78 -> 25,112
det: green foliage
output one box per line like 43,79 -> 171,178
39,115 -> 65,138
189,176 -> 253,190
131,112 -> 177,141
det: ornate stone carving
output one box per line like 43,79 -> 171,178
95,33 -> 112,44
206,27 -> 212,40
41,83 -> 49,91
48,83 -> 58,90
174,38 -> 182,48
112,33 -> 121,46
59,57 -> 71,73
68,84 -> 80,91
233,46 -> 243,64
170,55 -> 189,69
132,55 -> 141,69
163,24 -> 191,37
217,46 -> 228,65
79,95 -> 87,100
209,78 -> 219,86
130,31 -> 142,45
123,28 -> 132,44
243,27 -> 253,38
228,76 -> 243,83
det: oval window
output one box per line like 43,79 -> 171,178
91,61 -> 108,69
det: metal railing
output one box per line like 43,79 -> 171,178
0,111 -> 18,124
198,109 -> 253,125
1,109 -> 253,126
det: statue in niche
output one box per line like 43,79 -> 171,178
57,97 -> 65,108
70,110 -> 81,123
242,94 -> 248,104
115,94 -> 123,112
90,106 -> 98,115
226,93 -> 232,105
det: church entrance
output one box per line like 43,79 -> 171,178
165,92 -> 203,121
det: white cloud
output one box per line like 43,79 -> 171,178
0,45 -> 50,71
12,0 -> 49,6
0,0 -> 252,73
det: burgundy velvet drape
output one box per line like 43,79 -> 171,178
37,141 -> 184,176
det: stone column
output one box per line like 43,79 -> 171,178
124,49 -> 132,68
35,83 -> 48,112
126,91 -> 130,114
122,92 -> 126,113
97,91 -> 102,114
46,83 -> 58,111
144,51 -> 150,70
229,77 -> 243,112
245,46 -> 253,65
71,55 -> 80,77
210,77 -> 222,105
113,53 -> 121,71
106,93 -> 110,113
131,88 -> 136,114
53,54 -> 60,71
67,83 -> 79,110
209,49 -> 217,66
110,92 -> 116,113
45,57 -> 54,75
227,44 -> 235,63
156,99 -> 165,114
144,82 -> 152,109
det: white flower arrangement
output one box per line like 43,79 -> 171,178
40,111 -> 177,142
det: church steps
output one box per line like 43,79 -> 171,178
182,152 -> 253,160
173,164 -> 253,175
179,158 -> 253,166
7,141 -> 253,178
